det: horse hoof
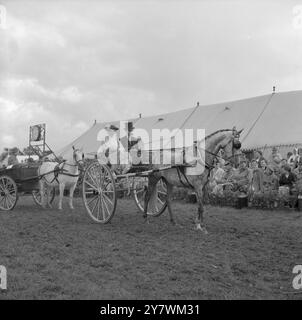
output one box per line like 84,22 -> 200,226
58,207 -> 62,211
196,224 -> 208,234
70,207 -> 74,210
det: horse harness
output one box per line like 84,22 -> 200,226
175,135 -> 242,189
40,161 -> 80,184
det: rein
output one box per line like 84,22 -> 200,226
39,157 -> 83,183
197,129 -> 239,171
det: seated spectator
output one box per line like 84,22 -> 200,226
293,158 -> 302,194
209,159 -> 225,191
280,158 -> 287,168
279,164 -> 296,194
212,161 -> 234,195
230,159 -> 250,193
223,161 -> 235,180
263,165 -> 279,192
287,151 -> 293,162
260,159 -> 268,171
294,148 -> 302,168
253,150 -> 266,168
288,149 -> 298,169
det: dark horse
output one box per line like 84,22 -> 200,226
143,128 -> 243,234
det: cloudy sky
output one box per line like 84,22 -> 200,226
0,0 -> 302,151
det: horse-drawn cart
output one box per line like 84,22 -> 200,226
82,161 -> 168,223
81,125 -> 242,226
0,163 -> 55,211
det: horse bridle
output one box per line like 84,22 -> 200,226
202,136 -> 242,170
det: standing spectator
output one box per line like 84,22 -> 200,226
249,159 -> 264,194
253,150 -> 266,168
268,146 -> 282,167
248,159 -> 258,183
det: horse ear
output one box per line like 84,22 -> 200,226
237,129 -> 243,135
72,146 -> 75,151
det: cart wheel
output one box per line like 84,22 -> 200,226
0,175 -> 18,211
133,177 -> 167,217
82,162 -> 117,223
32,187 -> 55,207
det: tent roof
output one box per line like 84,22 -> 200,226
56,90 -> 302,158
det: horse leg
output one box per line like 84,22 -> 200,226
143,175 -> 157,220
166,182 -> 176,225
46,185 -> 53,208
69,183 -> 77,210
39,180 -> 46,209
58,183 -> 65,210
194,183 -> 208,235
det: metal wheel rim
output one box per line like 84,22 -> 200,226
82,162 -> 117,223
133,177 -> 167,216
0,175 -> 18,211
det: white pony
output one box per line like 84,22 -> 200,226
38,147 -> 83,210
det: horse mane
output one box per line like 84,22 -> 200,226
205,129 -> 233,140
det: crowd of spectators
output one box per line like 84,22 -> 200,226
208,147 -> 302,205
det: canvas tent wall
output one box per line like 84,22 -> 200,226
56,90 -> 302,160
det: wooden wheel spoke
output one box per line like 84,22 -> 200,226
5,195 -> 13,208
0,184 -> 5,192
84,180 -> 99,192
87,195 -> 98,206
157,197 -> 165,206
100,196 -> 106,220
91,197 -> 100,216
0,196 -> 5,205
102,195 -> 111,218
102,193 -> 113,206
97,196 -> 101,220
87,171 -> 99,189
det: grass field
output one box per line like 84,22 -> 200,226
0,195 -> 301,300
